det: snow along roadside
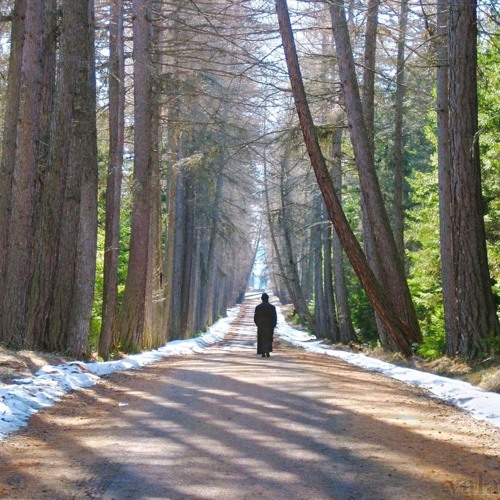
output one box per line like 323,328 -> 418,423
0,306 -> 240,440
1,302 -> 499,441
275,306 -> 500,429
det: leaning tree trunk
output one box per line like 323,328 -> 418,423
275,0 -> 415,356
447,0 -> 500,358
359,0 -> 403,349
119,0 -> 153,352
359,0 -> 393,349
328,0 -> 421,346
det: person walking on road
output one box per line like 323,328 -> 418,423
254,293 -> 277,358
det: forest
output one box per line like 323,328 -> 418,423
0,0 -> 498,363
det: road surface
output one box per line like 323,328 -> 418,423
0,300 -> 498,499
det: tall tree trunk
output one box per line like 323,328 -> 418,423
0,0 -> 25,343
362,0 -> 379,153
359,0 -> 386,347
168,166 -> 187,339
1,0 -> 45,348
163,77 -> 182,341
119,0 -> 153,351
312,194 -> 328,338
279,156 -> 316,330
186,226 -> 201,335
201,164 -> 224,329
264,156 -> 297,310
47,0 -> 97,357
24,0 -> 57,350
180,175 -> 195,338
435,0 -> 458,356
331,117 -> 356,343
25,0 -> 74,352
148,6 -> 166,348
328,0 -> 421,346
67,0 -> 98,358
323,220 -> 341,342
275,0 -> 415,356
392,0 -> 409,261
99,0 -> 125,360
448,0 -> 500,358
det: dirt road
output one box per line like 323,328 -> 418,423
0,302 -> 499,499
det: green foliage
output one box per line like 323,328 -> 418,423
89,177 -> 132,353
286,310 -> 305,327
481,330 -> 500,356
478,36 -> 500,283
406,169 -> 446,359
89,225 -> 105,351
339,168 -> 378,343
347,281 -> 378,345
405,37 -> 500,360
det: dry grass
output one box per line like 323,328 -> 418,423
0,346 -> 69,385
363,347 -> 500,393
280,307 -> 500,393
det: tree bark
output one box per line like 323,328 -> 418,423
331,117 -> 357,344
180,174 -> 195,338
448,0 -> 500,358
359,0 -> 387,346
312,194 -> 329,338
323,220 -> 341,342
99,0 -> 125,360
279,156 -> 316,330
392,0 -> 408,261
168,165 -> 187,340
48,0 -> 97,357
328,0 -> 421,346
119,0 -> 153,351
24,0 -> 57,350
435,0 -> 458,356
200,161 -> 224,330
362,0 -> 379,154
1,0 -> 45,348
149,8 -> 167,348
0,0 -> 25,343
275,0 -> 415,356
264,155 -> 297,311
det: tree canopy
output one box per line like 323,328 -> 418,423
0,0 -> 497,361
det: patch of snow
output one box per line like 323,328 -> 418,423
0,306 -> 240,440
275,306 -> 500,429
1,303 -> 499,441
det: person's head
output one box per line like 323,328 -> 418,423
261,293 -> 269,302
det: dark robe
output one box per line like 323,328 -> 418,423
254,301 -> 277,354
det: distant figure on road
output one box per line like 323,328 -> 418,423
254,293 -> 277,358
